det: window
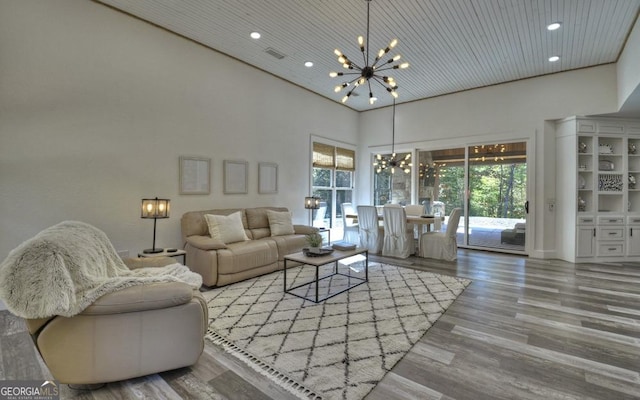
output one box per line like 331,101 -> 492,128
372,151 -> 412,205
311,142 -> 355,235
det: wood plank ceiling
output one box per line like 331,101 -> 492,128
96,0 -> 640,111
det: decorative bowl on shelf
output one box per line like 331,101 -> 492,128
598,160 -> 614,171
598,144 -> 613,154
630,142 -> 637,154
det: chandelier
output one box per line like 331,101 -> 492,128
330,0 -> 409,105
473,144 -> 506,162
373,100 -> 411,174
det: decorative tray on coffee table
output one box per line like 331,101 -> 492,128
302,247 -> 334,257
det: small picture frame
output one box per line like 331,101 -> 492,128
223,160 -> 248,194
258,162 -> 278,194
179,156 -> 210,195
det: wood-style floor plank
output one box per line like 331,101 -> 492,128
1,249 -> 639,399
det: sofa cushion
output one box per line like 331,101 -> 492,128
216,240 -> 278,275
267,210 -> 295,236
185,235 -> 227,250
205,212 -> 249,244
245,207 -> 289,230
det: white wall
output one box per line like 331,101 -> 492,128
356,65 -> 619,257
617,18 -> 640,109
0,0 -> 358,261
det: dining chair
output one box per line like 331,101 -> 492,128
419,208 -> 462,261
381,204 -> 414,259
357,205 -> 383,254
341,202 -> 360,244
313,202 -> 328,228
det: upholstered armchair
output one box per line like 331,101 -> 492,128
0,221 -> 208,385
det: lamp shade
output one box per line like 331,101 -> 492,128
304,196 -> 320,210
141,198 -> 170,219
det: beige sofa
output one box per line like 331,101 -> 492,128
25,257 -> 208,385
181,207 -> 317,287
0,220 -> 208,385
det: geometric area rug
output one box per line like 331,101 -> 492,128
203,262 -> 471,400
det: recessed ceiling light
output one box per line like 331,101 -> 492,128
250,31 -> 261,39
548,56 -> 560,62
304,61 -> 314,67
547,22 -> 561,31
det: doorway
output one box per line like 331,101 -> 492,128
467,143 -> 527,252
417,141 -> 528,253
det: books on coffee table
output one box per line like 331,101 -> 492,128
332,242 -> 357,251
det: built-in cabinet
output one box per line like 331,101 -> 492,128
556,117 -> 640,262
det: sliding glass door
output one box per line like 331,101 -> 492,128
417,141 -> 528,253
467,143 -> 527,251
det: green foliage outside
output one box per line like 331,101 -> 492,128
437,163 -> 527,218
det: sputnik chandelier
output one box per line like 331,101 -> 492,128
373,100 -> 411,174
330,0 -> 409,105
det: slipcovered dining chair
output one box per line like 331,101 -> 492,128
382,204 -> 414,259
357,205 -> 383,254
313,201 -> 328,228
341,202 -> 360,244
419,208 -> 462,261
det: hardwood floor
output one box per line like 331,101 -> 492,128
1,249 -> 639,399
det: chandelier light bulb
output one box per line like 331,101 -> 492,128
334,49 -> 343,57
329,71 -> 338,77
341,95 -> 349,103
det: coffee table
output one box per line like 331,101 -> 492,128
283,248 -> 368,303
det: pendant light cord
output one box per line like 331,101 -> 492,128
391,99 -> 396,154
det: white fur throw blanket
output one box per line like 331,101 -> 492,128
0,221 -> 202,319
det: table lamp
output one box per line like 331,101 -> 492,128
304,196 -> 320,225
141,197 -> 170,253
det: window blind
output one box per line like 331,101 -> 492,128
336,147 -> 355,171
313,142 -> 335,168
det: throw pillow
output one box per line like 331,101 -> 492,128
205,212 -> 249,244
267,210 -> 295,236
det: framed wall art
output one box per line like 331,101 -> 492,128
258,162 -> 278,194
223,160 -> 248,194
179,156 -> 210,195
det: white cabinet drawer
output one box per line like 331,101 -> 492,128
578,216 -> 595,225
597,216 -> 624,225
599,228 -> 624,240
627,216 -> 640,225
597,242 -> 624,256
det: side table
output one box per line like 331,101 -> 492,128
317,227 -> 331,245
138,249 -> 186,265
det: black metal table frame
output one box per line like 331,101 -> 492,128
283,251 -> 368,303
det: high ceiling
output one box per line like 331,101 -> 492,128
96,0 -> 640,112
